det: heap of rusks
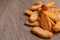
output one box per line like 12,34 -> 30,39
25,1 -> 60,38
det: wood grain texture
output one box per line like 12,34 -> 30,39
0,0 -> 60,40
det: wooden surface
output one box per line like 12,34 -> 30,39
0,0 -> 60,40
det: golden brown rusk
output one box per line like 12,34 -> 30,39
53,21 -> 60,32
40,12 -> 52,31
31,27 -> 53,38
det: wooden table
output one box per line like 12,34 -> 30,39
0,0 -> 60,40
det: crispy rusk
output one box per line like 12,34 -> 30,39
53,21 -> 60,32
31,2 -> 42,11
34,1 -> 42,5
31,5 -> 41,11
48,8 -> 60,15
25,21 -> 40,27
40,12 -> 52,31
31,27 -> 53,38
46,1 -> 56,8
41,1 -> 56,11
30,11 -> 38,22
43,11 -> 60,22
54,9 -> 60,18
25,9 -> 33,15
